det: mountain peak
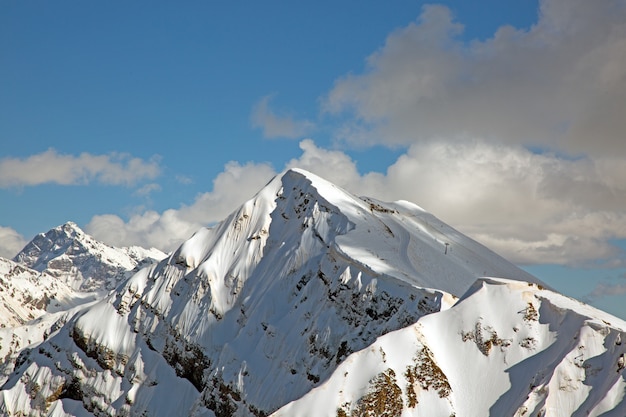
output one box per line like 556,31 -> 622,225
269,167 -> 542,296
13,222 -> 165,291
59,220 -> 83,233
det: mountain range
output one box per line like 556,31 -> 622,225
0,168 -> 624,416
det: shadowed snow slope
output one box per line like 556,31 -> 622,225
4,168 -> 615,417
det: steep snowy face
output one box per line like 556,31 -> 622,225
13,222 -> 166,291
0,169 -> 551,417
274,278 -> 626,417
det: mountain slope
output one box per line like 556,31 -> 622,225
0,257 -> 78,327
0,224 -> 168,395
0,168 -> 595,417
274,277 -> 626,416
13,222 -> 166,291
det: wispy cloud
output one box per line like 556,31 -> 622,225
583,274 -> 626,303
175,175 -> 193,185
251,95 -> 315,139
0,149 -> 161,188
133,183 -> 162,197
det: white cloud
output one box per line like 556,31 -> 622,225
583,275 -> 626,303
86,161 -> 277,252
85,139 -> 626,267
0,226 -> 27,258
133,183 -> 162,197
285,139 -> 365,186
311,0 -> 626,267
86,210 -> 201,253
175,175 -> 193,185
251,95 -> 315,139
0,149 -> 161,188
324,0 -> 626,158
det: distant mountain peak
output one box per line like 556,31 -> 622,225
13,222 -> 165,291
60,220 -> 80,229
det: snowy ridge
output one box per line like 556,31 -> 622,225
274,278 -> 626,417
1,168 -> 623,416
13,222 -> 166,291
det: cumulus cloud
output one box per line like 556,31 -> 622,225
0,226 -> 27,258
310,0 -> 626,267
0,149 -> 161,188
86,210 -> 200,253
324,0 -> 626,157
251,95 -> 315,139
86,161 -> 277,252
294,140 -> 626,266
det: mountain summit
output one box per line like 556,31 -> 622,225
13,221 -> 165,291
1,169 -> 624,417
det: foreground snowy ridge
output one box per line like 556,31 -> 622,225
274,278 -> 626,417
1,168 -> 624,416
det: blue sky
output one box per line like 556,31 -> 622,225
2,0 -> 626,318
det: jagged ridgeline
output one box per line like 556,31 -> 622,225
13,222 -> 165,292
1,169 -> 625,417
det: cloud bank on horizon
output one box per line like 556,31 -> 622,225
1,0 -> 625,275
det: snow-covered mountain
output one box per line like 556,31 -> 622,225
13,222 -> 166,291
1,168 -> 624,416
0,224 -> 167,392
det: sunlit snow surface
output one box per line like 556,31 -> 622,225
275,278 -> 626,416
2,169 -> 625,416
